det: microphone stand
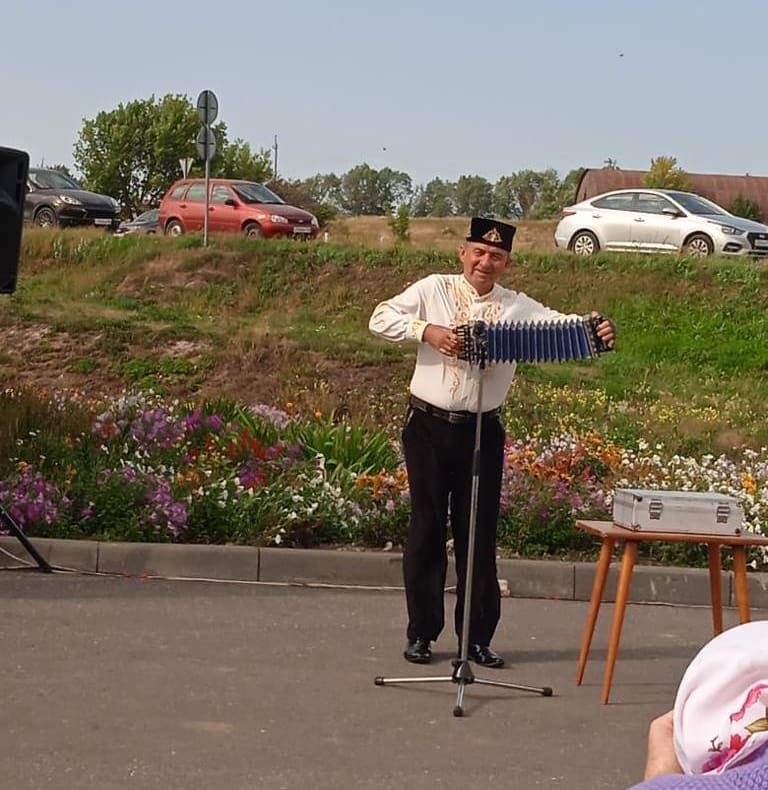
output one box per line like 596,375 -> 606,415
1,504 -> 52,573
375,322 -> 552,716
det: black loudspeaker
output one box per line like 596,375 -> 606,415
0,147 -> 30,295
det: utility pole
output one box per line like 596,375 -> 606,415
272,135 -> 278,181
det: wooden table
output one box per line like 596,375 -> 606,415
574,519 -> 768,704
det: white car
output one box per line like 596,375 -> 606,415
554,189 -> 768,257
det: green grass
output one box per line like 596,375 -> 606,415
5,227 -> 768,453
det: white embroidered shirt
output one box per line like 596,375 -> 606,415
369,273 -> 573,412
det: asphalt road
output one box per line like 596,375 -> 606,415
0,571 -> 748,790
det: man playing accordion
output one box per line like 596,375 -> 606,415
369,217 -> 616,667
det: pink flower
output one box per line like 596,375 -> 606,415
731,684 -> 768,723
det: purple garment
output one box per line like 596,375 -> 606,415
629,748 -> 768,789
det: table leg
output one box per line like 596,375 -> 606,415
602,540 -> 638,704
576,537 -> 615,685
707,543 -> 723,635
732,545 -> 751,624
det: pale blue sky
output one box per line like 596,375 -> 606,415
4,0 -> 767,185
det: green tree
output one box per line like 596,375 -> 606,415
494,168 -> 584,220
73,94 -> 273,215
270,177 -> 338,226
644,156 -> 688,190
492,176 -> 520,218
378,167 -> 413,211
411,178 -> 454,217
492,171 -> 540,219
213,138 -> 272,182
730,194 -> 763,222
453,175 -> 493,216
531,168 -> 570,219
340,163 -> 382,214
339,164 -> 412,215
558,167 -> 584,208
74,95 -> 200,215
302,173 -> 343,211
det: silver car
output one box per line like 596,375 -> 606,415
554,188 -> 768,257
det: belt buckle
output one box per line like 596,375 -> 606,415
409,397 -> 427,414
447,411 -> 467,424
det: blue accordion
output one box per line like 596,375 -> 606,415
456,315 -> 611,366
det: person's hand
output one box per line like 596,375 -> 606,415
423,324 -> 459,357
643,710 -> 683,780
591,311 -> 616,349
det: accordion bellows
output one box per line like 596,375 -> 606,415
456,316 -> 610,365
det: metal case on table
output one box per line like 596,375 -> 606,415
612,488 -> 743,536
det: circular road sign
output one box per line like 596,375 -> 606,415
196,90 -> 219,126
196,126 -> 216,161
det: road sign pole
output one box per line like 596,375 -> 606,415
204,154 -> 210,247
195,90 -> 219,249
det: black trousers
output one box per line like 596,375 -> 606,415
401,407 -> 505,646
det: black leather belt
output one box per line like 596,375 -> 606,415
408,395 -> 499,425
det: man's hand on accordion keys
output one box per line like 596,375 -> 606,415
592,311 -> 616,350
423,324 -> 460,357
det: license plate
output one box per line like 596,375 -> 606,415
293,226 -> 311,234
754,238 -> 768,247
94,218 -> 113,226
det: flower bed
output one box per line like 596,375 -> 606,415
1,388 -> 767,568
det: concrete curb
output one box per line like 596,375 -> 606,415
3,535 -> 768,609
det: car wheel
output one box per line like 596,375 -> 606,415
683,233 -> 713,257
570,230 -> 599,256
243,222 -> 263,239
165,220 -> 184,237
34,207 -> 57,227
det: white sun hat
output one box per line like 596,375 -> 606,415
674,620 -> 768,775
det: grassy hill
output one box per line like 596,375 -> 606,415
3,222 -> 768,456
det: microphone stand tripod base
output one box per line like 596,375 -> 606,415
0,504 -> 52,573
373,658 -> 552,717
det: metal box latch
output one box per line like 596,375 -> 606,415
648,499 -> 663,520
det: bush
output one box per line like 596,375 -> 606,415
643,156 -> 688,190
388,204 -> 411,243
731,194 -> 763,222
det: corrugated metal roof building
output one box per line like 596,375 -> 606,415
575,168 -> 768,220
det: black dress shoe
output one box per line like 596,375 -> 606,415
468,644 -> 505,668
404,638 -> 432,664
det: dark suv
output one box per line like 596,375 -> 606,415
25,169 -> 121,229
158,178 -> 319,239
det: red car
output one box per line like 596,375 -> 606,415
158,178 -> 319,239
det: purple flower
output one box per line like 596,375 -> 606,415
0,466 -> 67,531
128,408 -> 184,451
204,415 -> 224,432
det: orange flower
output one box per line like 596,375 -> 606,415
742,473 -> 758,495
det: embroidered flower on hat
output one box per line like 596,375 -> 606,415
701,684 -> 768,773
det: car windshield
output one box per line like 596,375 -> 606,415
30,170 -> 82,190
233,182 -> 285,204
136,209 -> 158,222
667,192 -> 729,216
